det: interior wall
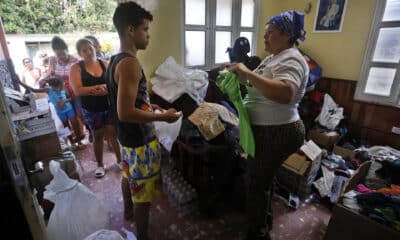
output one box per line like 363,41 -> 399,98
316,77 -> 400,149
255,0 -> 280,59
256,0 -> 377,81
138,0 -> 278,78
137,0 -> 182,78
138,0 -> 376,81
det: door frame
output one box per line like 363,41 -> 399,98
0,18 -> 48,240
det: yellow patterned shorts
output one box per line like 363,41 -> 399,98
120,139 -> 162,203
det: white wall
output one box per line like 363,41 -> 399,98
5,32 -> 119,75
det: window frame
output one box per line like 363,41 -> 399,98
181,0 -> 259,69
354,0 -> 400,107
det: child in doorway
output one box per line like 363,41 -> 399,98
22,75 -> 85,150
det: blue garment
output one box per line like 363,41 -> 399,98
48,88 -> 73,113
268,10 -> 306,42
57,108 -> 76,122
226,37 -> 250,63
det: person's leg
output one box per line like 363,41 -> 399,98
87,123 -> 93,143
106,134 -> 113,151
134,202 -> 151,240
93,128 -> 105,168
57,111 -> 74,143
246,122 -> 305,239
104,125 -> 121,164
68,115 -> 85,147
121,177 -> 134,221
246,146 -> 276,239
121,140 -> 162,239
71,98 -> 85,140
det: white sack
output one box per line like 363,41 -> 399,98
315,94 -> 344,130
44,160 -> 111,240
151,56 -> 208,105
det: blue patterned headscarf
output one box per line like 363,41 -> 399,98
268,10 -> 306,43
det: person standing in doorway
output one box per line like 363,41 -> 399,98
20,58 -> 42,92
106,2 -> 181,240
84,35 -> 113,146
44,36 -> 86,146
70,38 -> 122,178
228,10 -> 309,240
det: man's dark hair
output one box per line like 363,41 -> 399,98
113,2 -> 153,37
48,75 -> 64,88
51,36 -> 68,51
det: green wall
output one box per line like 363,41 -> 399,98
138,0 -> 376,81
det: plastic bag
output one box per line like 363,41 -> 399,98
153,110 -> 183,152
151,56 -> 208,105
216,70 -> 255,157
83,230 -> 124,240
83,229 -> 125,240
44,160 -> 111,240
315,94 -> 344,130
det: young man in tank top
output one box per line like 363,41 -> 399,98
106,2 -> 182,240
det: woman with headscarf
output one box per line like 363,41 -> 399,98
228,10 -> 309,239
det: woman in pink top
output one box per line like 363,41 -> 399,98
44,36 -> 86,148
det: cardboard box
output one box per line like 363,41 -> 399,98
333,144 -> 356,161
277,141 -> 322,199
324,203 -> 400,240
20,132 -> 61,163
324,161 -> 400,240
307,129 -> 341,149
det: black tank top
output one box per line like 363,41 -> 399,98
106,52 -> 156,148
79,60 -> 109,112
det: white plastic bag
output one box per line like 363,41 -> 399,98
151,56 -> 208,105
44,160 -> 111,240
153,110 -> 183,152
83,229 -> 124,240
315,94 -> 344,130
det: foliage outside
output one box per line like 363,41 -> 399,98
0,0 -> 117,34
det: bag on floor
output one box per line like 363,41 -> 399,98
44,160 -> 111,240
315,94 -> 344,130
83,229 -> 125,240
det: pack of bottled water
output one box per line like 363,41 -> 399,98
162,169 -> 198,215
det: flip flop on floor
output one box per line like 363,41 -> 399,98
95,167 -> 105,178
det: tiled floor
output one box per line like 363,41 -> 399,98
76,142 -> 332,240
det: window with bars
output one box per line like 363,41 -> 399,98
182,0 -> 259,68
355,0 -> 400,107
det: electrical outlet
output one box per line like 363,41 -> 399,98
392,126 -> 400,135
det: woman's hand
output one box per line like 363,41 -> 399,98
228,63 -> 251,85
90,84 -> 108,96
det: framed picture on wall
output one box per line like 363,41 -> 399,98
314,0 -> 347,32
